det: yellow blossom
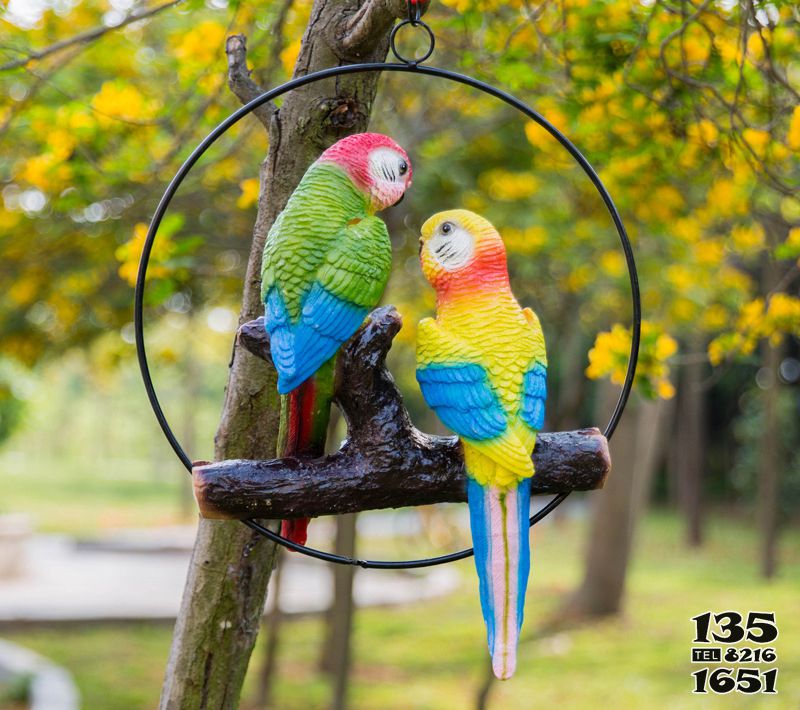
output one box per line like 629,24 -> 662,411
503,225 -> 547,255
746,31 -> 766,61
718,266 -> 751,292
281,37 -> 302,74
173,21 -> 227,68
92,81 -> 156,123
788,106 -> 800,151
564,264 -> 593,292
655,333 -> 678,360
478,169 -> 540,201
237,178 -> 260,210
707,177 -> 743,217
737,298 -> 764,332
599,250 -> 625,278
730,223 -> 765,253
687,120 -> 718,147
586,321 -> 677,399
742,128 -> 771,159
707,338 -> 725,366
116,222 -> 174,285
702,304 -> 729,331
694,239 -> 724,266
666,264 -> 694,292
657,379 -> 676,399
673,217 -> 701,243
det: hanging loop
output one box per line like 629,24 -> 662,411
136,62 -> 640,569
389,16 -> 435,66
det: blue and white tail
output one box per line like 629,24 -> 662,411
467,476 -> 532,680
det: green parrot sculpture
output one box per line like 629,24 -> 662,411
261,132 -> 413,544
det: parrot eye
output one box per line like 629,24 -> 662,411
398,159 -> 408,176
441,222 -> 453,235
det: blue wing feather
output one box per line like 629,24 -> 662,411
264,288 -> 296,377
264,283 -> 367,394
520,362 -> 547,430
416,364 -> 507,441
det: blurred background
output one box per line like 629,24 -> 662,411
0,0 -> 798,707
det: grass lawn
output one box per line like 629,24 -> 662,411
0,452 -> 191,535
2,511 -> 798,709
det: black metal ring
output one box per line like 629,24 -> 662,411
135,62 -> 641,570
389,19 -> 435,66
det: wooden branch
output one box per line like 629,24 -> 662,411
225,34 -> 275,127
194,307 -> 611,520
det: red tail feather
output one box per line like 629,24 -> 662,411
280,518 -> 309,546
281,378 -> 319,546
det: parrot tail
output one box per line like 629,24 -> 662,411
277,361 -> 335,545
467,475 -> 532,680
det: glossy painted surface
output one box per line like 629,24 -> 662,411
416,210 -> 547,679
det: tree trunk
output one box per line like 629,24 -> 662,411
675,350 -> 706,547
254,550 -> 285,709
321,514 -> 358,710
159,3 -> 412,708
758,338 -> 782,579
180,342 -> 200,519
566,384 -> 669,618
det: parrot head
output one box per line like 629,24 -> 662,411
419,209 -> 509,294
318,133 -> 413,213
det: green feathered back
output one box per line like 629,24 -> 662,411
261,162 -> 391,322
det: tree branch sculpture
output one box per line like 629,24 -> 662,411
194,307 -> 611,521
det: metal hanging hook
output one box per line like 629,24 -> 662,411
391,1 -> 435,66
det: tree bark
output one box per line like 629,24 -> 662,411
194,426 -> 610,519
566,385 -> 669,618
320,513 -> 358,710
675,350 -> 706,548
160,3 -> 414,708
254,550 -> 284,709
758,339 -> 782,579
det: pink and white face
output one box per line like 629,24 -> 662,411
364,145 -> 412,211
319,133 -> 413,212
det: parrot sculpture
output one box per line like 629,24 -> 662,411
261,132 -> 413,545
416,209 -> 547,680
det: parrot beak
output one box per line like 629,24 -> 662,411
392,193 -> 405,206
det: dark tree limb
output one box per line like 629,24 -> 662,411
225,34 -> 275,127
194,307 -> 611,520
328,0 -> 430,60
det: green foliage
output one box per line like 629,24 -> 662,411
0,364 -> 25,446
1,0 -> 275,364
732,384 -> 800,516
0,673 -> 31,705
2,0 -> 798,396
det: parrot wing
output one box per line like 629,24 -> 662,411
519,307 -> 548,432
520,362 -> 547,431
416,362 -> 507,440
416,317 -> 505,440
265,217 -> 391,393
416,319 -> 533,476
